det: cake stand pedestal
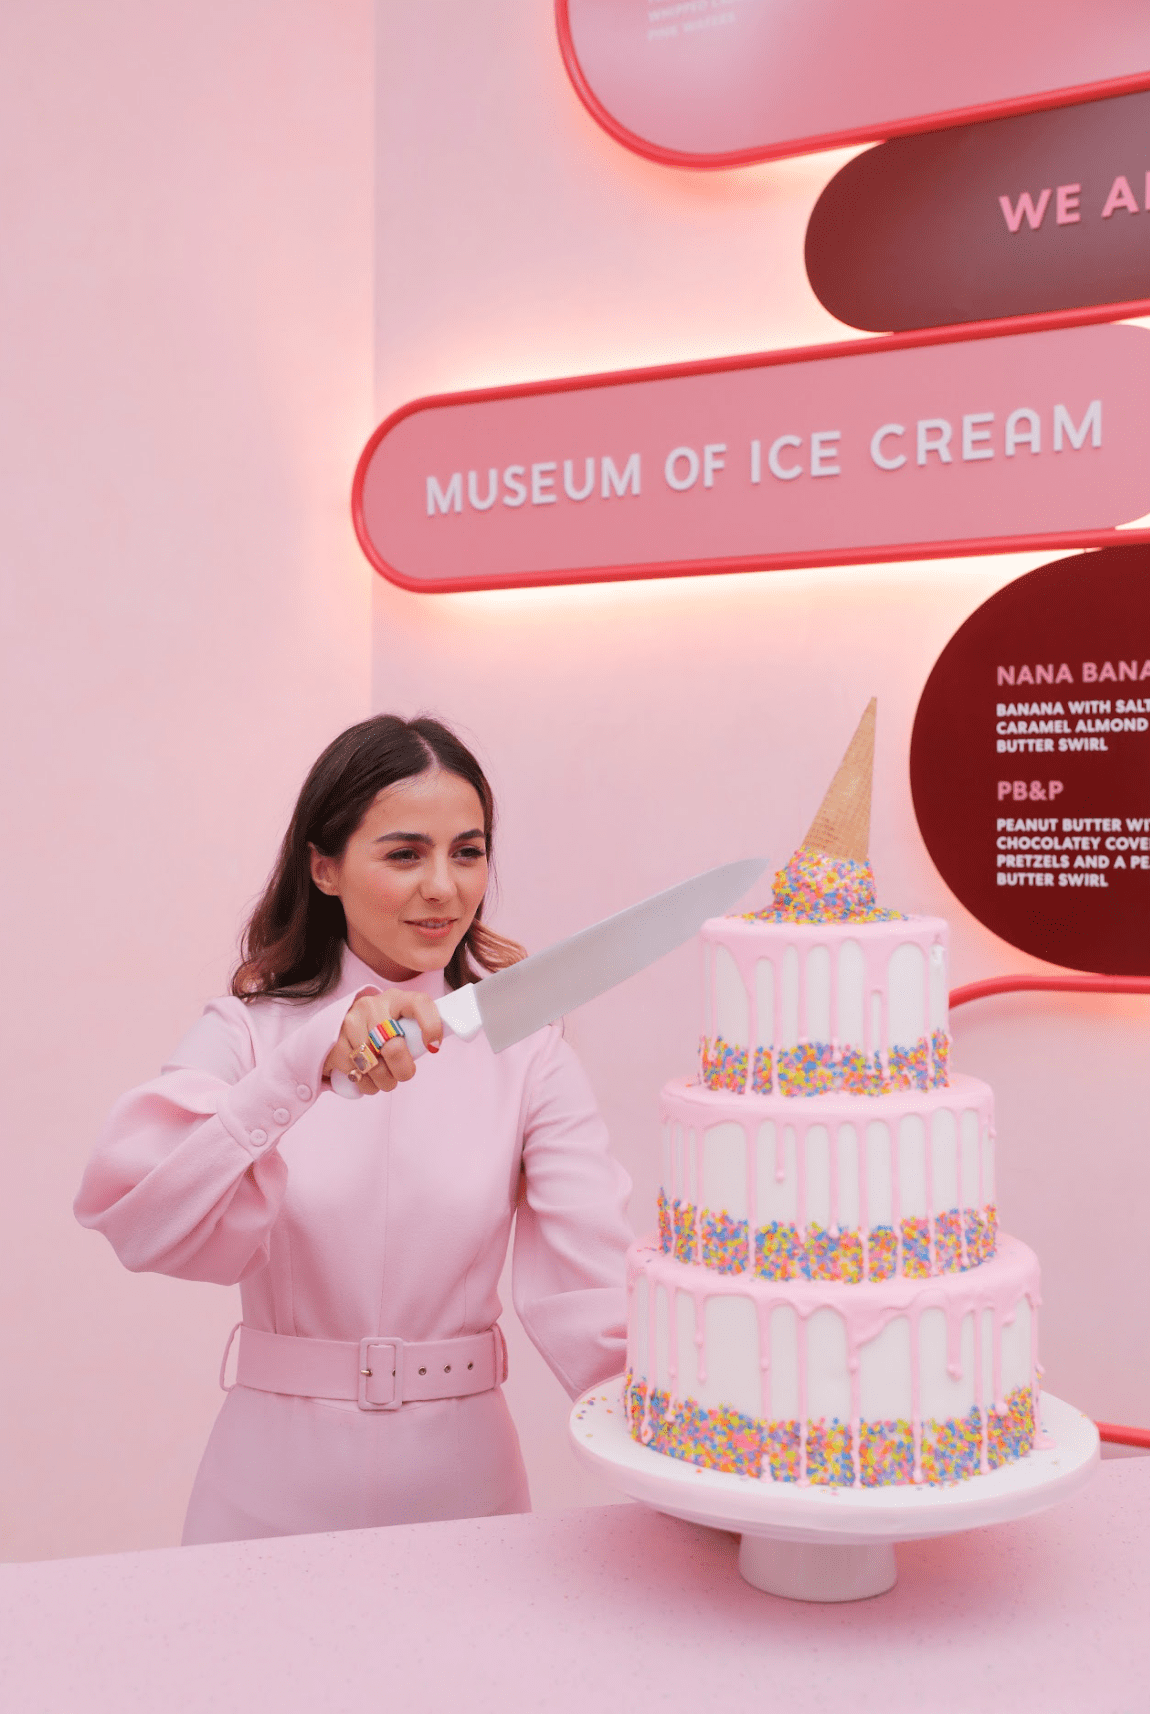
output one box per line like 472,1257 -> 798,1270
570,1382 -> 1098,1603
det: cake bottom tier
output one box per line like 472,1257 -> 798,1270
625,1232 -> 1040,1488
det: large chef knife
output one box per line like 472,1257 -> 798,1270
330,855 -> 764,1097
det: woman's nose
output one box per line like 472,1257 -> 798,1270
421,854 -> 454,898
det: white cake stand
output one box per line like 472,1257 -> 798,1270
569,1380 -> 1098,1603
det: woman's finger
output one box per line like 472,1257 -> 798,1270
383,991 -> 444,1055
370,1036 -> 412,1085
361,1057 -> 396,1093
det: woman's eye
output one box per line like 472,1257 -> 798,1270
386,849 -> 420,863
455,845 -> 486,861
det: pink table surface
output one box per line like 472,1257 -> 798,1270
3,1460 -> 1149,1714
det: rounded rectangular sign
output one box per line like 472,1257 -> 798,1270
559,0 -> 1150,168
353,320 -> 1150,594
807,91 -> 1150,332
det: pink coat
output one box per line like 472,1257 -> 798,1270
74,948 -> 633,1543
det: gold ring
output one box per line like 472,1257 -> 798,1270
350,1040 -> 379,1075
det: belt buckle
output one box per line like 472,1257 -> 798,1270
357,1336 -> 404,1410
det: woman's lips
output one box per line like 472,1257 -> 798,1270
407,917 -> 456,937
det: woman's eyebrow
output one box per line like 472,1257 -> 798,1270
374,828 -> 485,844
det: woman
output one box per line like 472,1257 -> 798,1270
75,715 -> 632,1544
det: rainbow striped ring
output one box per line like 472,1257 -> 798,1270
368,1018 -> 406,1052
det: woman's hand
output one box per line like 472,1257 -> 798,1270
323,991 -> 444,1095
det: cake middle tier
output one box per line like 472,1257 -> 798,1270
659,1073 -> 996,1282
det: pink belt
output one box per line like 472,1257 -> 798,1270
221,1324 -> 507,1411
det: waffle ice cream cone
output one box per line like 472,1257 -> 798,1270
801,698 -> 876,864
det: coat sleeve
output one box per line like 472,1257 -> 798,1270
511,1029 -> 633,1399
74,987 -> 378,1285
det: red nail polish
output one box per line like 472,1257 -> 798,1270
427,1040 -> 440,1054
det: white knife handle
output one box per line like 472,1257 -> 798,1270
398,1016 -> 429,1059
328,985 -> 482,1100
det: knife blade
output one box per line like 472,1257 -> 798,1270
330,854 -> 765,1097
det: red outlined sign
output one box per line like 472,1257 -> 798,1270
557,0 -> 1150,170
353,311 -> 1150,596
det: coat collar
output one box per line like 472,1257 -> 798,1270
336,942 -> 448,1001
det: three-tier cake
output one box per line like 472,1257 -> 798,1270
624,701 -> 1041,1487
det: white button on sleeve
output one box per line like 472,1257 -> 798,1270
272,1108 -> 291,1125
249,1128 -> 268,1146
296,1084 -> 312,1101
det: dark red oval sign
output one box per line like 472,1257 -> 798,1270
910,544 -> 1150,975
807,90 -> 1150,333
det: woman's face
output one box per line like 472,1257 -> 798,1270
310,768 -> 489,983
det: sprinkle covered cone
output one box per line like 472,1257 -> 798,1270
801,698 -> 876,864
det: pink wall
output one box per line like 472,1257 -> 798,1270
373,3 -> 1150,1509
0,3 -> 374,1559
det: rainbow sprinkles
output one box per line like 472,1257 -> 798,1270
751,848 -> 901,925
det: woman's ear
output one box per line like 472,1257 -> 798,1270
309,844 -> 340,897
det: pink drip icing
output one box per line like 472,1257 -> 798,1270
910,1302 -> 923,1482
622,1253 -> 636,1428
797,1306 -> 809,1486
666,1281 -> 679,1423
690,1125 -> 702,1268
679,1123 -> 687,1209
975,1305 -> 989,1473
848,1340 -> 862,1488
957,1118 -> 970,1271
923,945 -> 932,1083
665,1122 -> 676,1210
891,1118 -> 903,1277
925,1117 -> 937,1276
945,1298 -> 963,1381
829,1117 -> 840,1239
755,1296 -> 773,1481
639,1269 -> 655,1445
795,1121 -> 807,1247
744,1117 -> 757,1275
1030,1291 -> 1054,1448
859,1121 -> 871,1279
693,1284 -> 707,1386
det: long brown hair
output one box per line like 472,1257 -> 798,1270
232,715 -> 525,1001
